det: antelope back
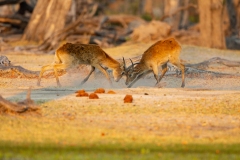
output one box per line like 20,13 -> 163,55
140,38 -> 181,65
56,43 -> 106,66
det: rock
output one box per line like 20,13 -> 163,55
124,94 -> 133,103
89,93 -> 99,99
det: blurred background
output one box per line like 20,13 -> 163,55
0,0 -> 239,52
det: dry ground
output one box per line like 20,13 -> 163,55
0,43 -> 240,147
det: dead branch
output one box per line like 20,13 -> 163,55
0,87 -> 41,116
106,15 -> 145,28
182,67 -> 239,78
25,12 -> 144,52
0,65 -> 39,78
185,57 -> 240,69
0,65 -> 66,78
0,17 -> 21,25
160,4 -> 197,21
36,3 -> 99,51
176,57 -> 240,78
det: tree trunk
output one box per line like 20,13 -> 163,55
198,0 -> 226,49
143,0 -> 153,15
226,0 -> 237,35
162,0 -> 179,24
234,0 -> 240,36
178,0 -> 189,29
22,0 -> 72,42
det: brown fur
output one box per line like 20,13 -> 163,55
124,38 -> 185,88
37,43 -> 124,87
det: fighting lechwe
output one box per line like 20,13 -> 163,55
37,43 -> 124,87
123,38 -> 185,88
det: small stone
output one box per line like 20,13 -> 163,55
76,92 -> 89,97
107,90 -> 116,94
94,88 -> 105,94
124,94 -> 133,103
89,93 -> 99,99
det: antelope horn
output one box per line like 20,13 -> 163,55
129,58 -> 134,69
122,57 -> 126,70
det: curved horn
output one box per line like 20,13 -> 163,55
122,57 -> 126,70
129,58 -> 134,69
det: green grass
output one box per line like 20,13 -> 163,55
1,142 -> 240,160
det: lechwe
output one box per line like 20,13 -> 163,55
123,38 -> 185,88
37,43 -> 124,87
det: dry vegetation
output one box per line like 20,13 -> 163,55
1,88 -> 240,146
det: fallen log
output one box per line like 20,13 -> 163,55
0,65 -> 66,78
0,17 -> 21,25
0,65 -> 39,78
185,57 -> 240,69
0,87 -> 41,116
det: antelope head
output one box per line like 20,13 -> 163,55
122,58 -> 142,86
112,57 -> 126,82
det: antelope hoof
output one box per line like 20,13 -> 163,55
181,83 -> 185,88
127,85 -> 132,88
155,82 -> 166,88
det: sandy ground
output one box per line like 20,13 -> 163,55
0,43 -> 240,144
